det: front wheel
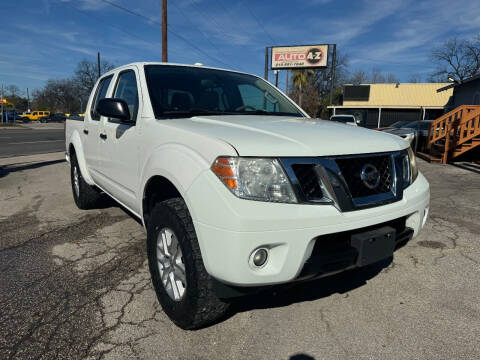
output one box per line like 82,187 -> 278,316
147,198 -> 229,329
70,153 -> 103,210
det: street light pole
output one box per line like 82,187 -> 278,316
97,52 -> 101,79
162,0 -> 168,62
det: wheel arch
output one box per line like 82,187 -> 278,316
142,175 -> 183,227
68,131 -> 94,185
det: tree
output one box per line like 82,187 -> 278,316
385,73 -> 399,83
291,69 -> 314,107
5,85 -> 22,97
289,80 -> 319,117
408,73 -> 422,83
431,36 -> 480,82
288,50 -> 349,117
370,68 -> 385,83
74,58 -> 115,104
350,70 -> 369,85
32,79 -> 79,113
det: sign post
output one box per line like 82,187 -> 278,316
329,44 -> 337,106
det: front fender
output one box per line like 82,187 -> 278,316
68,131 -> 94,185
139,142 -> 237,224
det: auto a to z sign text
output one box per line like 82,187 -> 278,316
271,45 -> 329,69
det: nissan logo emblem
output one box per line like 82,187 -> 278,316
360,164 -> 381,189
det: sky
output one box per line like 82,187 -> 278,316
1,0 -> 480,94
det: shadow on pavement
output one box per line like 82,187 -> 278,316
451,162 -> 480,175
0,159 -> 65,179
290,354 -> 316,360
230,256 -> 392,314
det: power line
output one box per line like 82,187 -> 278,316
238,0 -> 276,45
169,1 -> 219,54
59,0 -> 191,62
98,0 -> 240,69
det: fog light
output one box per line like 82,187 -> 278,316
252,248 -> 268,267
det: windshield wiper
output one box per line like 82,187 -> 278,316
235,110 -> 300,116
158,109 -> 237,119
157,108 -> 301,119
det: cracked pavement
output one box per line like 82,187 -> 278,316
0,152 -> 479,360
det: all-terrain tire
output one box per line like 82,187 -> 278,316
70,152 -> 103,210
147,198 -> 229,330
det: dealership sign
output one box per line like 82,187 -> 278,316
271,45 -> 329,69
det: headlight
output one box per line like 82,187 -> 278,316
403,147 -> 418,187
211,157 -> 297,203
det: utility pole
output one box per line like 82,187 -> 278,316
97,52 -> 101,79
162,0 -> 168,62
329,44 -> 337,106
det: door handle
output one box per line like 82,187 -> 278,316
83,129 -> 89,135
100,133 -> 107,140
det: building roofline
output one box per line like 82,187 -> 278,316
437,73 -> 480,92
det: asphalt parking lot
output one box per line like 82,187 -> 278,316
0,152 -> 479,360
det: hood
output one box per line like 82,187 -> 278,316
384,128 -> 416,136
167,115 -> 409,157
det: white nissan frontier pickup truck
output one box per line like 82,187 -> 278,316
65,62 -> 430,329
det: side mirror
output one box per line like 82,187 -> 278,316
97,98 -> 132,123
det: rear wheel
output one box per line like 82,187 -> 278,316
70,153 -> 103,210
147,198 -> 229,329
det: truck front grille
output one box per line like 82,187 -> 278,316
280,151 -> 405,212
291,164 -> 323,201
335,154 -> 393,197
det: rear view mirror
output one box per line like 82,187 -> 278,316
97,98 -> 132,123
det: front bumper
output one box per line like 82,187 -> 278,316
186,170 -> 430,287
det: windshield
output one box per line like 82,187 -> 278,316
330,116 -> 354,123
144,65 -> 304,119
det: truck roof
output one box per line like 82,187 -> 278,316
102,62 -> 254,79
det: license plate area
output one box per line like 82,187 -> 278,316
351,226 -> 396,267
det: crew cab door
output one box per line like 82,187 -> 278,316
97,67 -> 142,212
83,75 -> 113,182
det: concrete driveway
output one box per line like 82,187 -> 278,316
0,152 -> 479,360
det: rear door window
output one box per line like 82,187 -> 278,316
91,75 -> 113,121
